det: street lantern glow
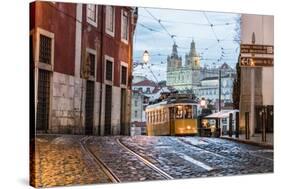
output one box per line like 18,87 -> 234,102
143,50 -> 150,64
200,98 -> 206,108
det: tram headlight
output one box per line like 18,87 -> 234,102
186,125 -> 191,130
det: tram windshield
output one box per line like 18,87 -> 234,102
175,105 -> 193,119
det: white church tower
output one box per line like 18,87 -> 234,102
167,40 -> 201,91
186,39 -> 201,86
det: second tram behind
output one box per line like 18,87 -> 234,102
145,95 -> 198,136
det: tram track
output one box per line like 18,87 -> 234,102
174,137 -> 236,162
116,138 -> 174,180
79,136 -> 121,183
80,136 -> 173,182
176,137 -> 273,163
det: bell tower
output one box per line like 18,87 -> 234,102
185,40 -> 201,87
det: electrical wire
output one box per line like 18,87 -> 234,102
144,8 -> 176,43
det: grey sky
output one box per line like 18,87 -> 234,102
133,7 -> 240,82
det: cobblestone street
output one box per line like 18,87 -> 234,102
33,135 -> 273,187
32,135 -> 110,187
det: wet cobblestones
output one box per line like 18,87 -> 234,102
178,137 -> 273,172
120,136 -> 273,178
86,136 -> 165,182
33,135 -> 273,187
33,135 -> 110,187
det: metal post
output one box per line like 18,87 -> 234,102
235,112 -> 239,138
245,112 -> 250,140
262,106 -> 267,142
229,113 -> 233,137
198,117 -> 202,137
216,118 -> 220,137
219,69 -> 221,111
250,68 -> 255,137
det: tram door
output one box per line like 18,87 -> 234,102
104,85 -> 112,135
169,107 -> 175,136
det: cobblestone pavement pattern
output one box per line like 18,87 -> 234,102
33,135 -> 273,187
33,135 -> 110,187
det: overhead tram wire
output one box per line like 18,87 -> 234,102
201,12 -> 239,65
138,13 -> 236,27
144,8 -> 176,44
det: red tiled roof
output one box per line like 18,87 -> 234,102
133,79 -> 157,87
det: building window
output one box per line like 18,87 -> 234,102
146,88 -> 151,93
87,4 -> 98,27
121,10 -> 129,43
105,60 -> 113,81
121,66 -> 127,85
134,100 -> 138,106
134,110 -> 138,118
106,6 -> 115,36
88,53 -> 96,77
138,87 -> 142,92
39,34 -> 52,64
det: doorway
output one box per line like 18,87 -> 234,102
104,85 -> 112,135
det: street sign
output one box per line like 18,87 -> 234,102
240,57 -> 273,67
240,44 -> 274,54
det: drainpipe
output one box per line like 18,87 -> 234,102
98,6 -> 104,136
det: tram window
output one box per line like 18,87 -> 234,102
156,111 -> 158,123
186,105 -> 192,119
169,108 -> 175,119
156,111 -> 159,123
176,106 -> 184,119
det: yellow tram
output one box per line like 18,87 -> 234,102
145,95 -> 198,136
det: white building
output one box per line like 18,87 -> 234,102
194,72 -> 236,105
166,40 -> 201,91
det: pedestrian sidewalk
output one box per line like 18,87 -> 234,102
221,133 -> 273,149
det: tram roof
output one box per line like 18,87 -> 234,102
145,98 -> 198,110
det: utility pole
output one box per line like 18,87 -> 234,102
219,69 -> 221,112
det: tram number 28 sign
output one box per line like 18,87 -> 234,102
240,57 -> 273,67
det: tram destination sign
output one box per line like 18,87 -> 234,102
240,57 -> 273,67
240,44 -> 274,54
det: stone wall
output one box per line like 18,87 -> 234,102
48,72 -> 131,135
111,86 -> 121,135
239,67 -> 263,131
50,72 -> 85,134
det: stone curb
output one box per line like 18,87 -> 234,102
220,136 -> 273,149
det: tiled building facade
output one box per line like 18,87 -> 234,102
30,1 -> 137,135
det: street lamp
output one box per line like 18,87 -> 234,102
200,98 -> 207,108
143,50 -> 150,64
